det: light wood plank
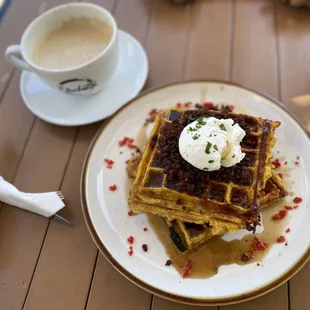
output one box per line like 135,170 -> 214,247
86,1 -> 153,310
0,119 -> 77,310
145,0 -> 191,87
276,3 -> 310,310
185,0 -> 233,80
276,2 -> 310,127
224,285 -> 288,310
23,124 -> 100,310
0,73 -> 35,180
87,255 -> 152,310
231,0 -> 278,97
223,1 -> 287,309
153,297 -> 206,310
0,2 -> 97,310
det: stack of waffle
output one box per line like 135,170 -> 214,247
128,108 -> 287,252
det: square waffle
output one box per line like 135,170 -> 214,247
165,170 -> 288,252
128,109 -> 280,231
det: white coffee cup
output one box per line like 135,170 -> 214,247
5,3 -> 118,96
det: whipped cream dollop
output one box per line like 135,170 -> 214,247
179,117 -> 246,171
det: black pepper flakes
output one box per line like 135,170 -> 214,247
142,244 -> 148,252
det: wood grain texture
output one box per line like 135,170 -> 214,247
276,2 -> 310,127
87,254 -> 152,310
276,3 -> 310,310
0,119 -> 77,310
145,0 -> 191,87
85,1 -> 153,310
23,124 -> 100,310
231,0 -> 278,97
153,297 -> 206,310
185,0 -> 233,80
223,285 -> 288,310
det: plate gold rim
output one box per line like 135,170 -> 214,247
80,80 -> 310,306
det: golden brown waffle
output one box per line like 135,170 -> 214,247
165,170 -> 288,252
129,109 -> 280,231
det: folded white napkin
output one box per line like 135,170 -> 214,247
0,176 -> 65,217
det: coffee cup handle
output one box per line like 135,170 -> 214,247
5,45 -> 32,72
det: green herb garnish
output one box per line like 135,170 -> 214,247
208,160 -> 214,163
213,145 -> 218,151
205,142 -> 212,154
219,124 -> 227,131
203,167 -> 209,171
232,155 -> 235,158
193,134 -> 199,140
188,127 -> 197,132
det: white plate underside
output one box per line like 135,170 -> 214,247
84,82 -> 310,301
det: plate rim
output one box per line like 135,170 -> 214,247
80,79 -> 310,306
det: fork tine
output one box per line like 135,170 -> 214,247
57,191 -> 65,200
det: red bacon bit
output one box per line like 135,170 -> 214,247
182,268 -> 190,278
249,216 -> 256,223
184,102 -> 190,108
241,252 -> 254,262
252,237 -> 268,251
181,260 -> 192,278
284,161 -> 288,165
272,158 -> 281,169
277,236 -> 286,243
148,109 -> 160,122
293,196 -> 302,204
295,161 -> 299,166
104,158 -> 114,169
272,209 -> 287,221
203,102 -> 214,109
128,249 -> 133,256
143,227 -> 148,232
118,137 -> 137,149
278,173 -> 283,178
228,105 -> 235,111
176,102 -> 182,108
285,205 -> 293,211
127,236 -> 134,244
126,160 -> 129,164
119,137 -> 129,146
285,228 -> 291,233
128,211 -> 134,216
109,184 -> 117,191
293,205 -> 299,209
142,244 -> 148,252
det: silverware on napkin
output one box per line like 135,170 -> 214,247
0,176 -> 71,226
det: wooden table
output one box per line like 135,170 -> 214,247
0,1 -> 310,309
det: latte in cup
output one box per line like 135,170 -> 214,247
32,17 -> 113,70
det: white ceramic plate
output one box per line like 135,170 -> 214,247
20,30 -> 148,126
81,81 -> 310,305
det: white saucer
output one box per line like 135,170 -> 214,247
20,30 -> 148,126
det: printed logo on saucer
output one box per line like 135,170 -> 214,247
58,78 -> 97,94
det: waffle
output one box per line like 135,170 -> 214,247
165,170 -> 288,252
128,109 -> 280,231
128,157 -> 287,251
